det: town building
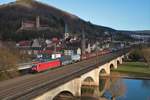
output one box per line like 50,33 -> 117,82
131,34 -> 150,42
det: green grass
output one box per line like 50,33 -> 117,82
113,62 -> 150,76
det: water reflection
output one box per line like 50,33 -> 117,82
103,77 -> 126,100
80,77 -> 150,100
142,80 -> 150,90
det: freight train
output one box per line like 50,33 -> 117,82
31,49 -> 112,72
81,49 -> 110,60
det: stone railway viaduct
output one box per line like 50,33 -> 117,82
34,55 -> 124,100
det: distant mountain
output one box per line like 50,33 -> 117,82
134,30 -> 150,35
118,30 -> 150,36
0,0 -> 115,41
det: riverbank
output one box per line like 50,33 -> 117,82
112,62 -> 150,79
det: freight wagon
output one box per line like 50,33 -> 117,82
81,49 -> 111,60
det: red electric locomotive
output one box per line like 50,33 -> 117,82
31,59 -> 61,72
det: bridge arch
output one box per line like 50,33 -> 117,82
81,76 -> 95,86
84,77 -> 94,82
117,56 -> 123,65
81,68 -> 99,86
53,90 -> 74,100
117,60 -> 120,65
81,77 -> 96,96
110,63 -> 115,70
99,68 -> 107,76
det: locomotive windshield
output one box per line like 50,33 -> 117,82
32,64 -> 37,68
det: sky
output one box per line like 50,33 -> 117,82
0,0 -> 150,30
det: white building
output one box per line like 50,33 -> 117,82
131,34 -> 150,41
32,39 -> 41,47
77,48 -> 81,55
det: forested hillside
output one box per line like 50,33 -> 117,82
0,0 -> 115,41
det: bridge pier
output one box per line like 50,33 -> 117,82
74,77 -> 81,96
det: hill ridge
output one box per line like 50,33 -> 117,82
0,0 -> 115,41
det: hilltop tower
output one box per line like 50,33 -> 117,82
64,23 -> 70,39
65,22 -> 68,34
36,16 -> 40,28
81,29 -> 86,55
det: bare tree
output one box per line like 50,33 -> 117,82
0,47 -> 20,80
2,41 -> 31,63
109,77 -> 126,100
141,48 -> 150,68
